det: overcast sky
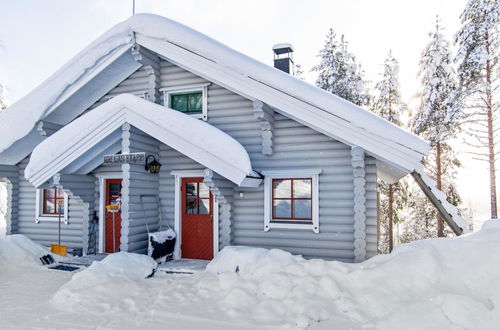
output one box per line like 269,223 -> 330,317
0,0 -> 492,225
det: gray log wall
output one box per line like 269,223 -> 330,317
3,54 -> 378,262
120,124 -> 160,254
155,59 -> 378,262
8,159 -> 92,251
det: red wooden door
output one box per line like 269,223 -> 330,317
181,177 -> 214,260
105,179 -> 122,253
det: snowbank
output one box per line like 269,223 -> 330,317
203,221 -> 500,328
0,234 -> 49,267
52,252 -> 157,312
41,221 -> 500,328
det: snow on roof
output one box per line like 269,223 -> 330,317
25,94 -> 254,187
0,14 -> 428,172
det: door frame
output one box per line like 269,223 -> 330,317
96,173 -> 122,253
171,170 -> 219,260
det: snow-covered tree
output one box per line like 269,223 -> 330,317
371,51 -> 407,252
371,51 -> 405,125
313,29 -> 370,106
455,0 -> 499,219
293,63 -> 304,80
412,16 -> 462,236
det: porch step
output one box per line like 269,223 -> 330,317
58,254 -> 108,267
157,259 -> 210,275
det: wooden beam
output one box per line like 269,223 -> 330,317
411,171 -> 463,236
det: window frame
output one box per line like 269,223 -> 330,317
262,169 -> 321,233
35,188 -> 69,224
271,178 -> 313,221
160,83 -> 210,121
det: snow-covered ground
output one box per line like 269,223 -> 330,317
1,221 -> 500,329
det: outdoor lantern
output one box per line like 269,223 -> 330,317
145,155 -> 162,174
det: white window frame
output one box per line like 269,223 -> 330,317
35,188 -> 69,224
160,83 -> 210,121
170,170 -> 219,259
262,169 -> 321,234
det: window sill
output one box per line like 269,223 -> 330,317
265,221 -> 319,233
35,215 -> 68,224
185,113 -> 207,121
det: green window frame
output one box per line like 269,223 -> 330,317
170,91 -> 203,114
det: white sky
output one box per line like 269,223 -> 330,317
0,0 -> 493,226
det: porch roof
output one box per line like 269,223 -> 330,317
25,94 -> 256,188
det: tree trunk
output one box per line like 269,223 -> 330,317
388,184 -> 394,252
436,142 -> 444,236
485,45 -> 498,219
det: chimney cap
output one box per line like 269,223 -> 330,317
272,43 -> 294,55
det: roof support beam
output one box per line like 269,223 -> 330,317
411,170 -> 468,236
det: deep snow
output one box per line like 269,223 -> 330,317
1,222 -> 500,329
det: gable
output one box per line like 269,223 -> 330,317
0,14 -> 428,181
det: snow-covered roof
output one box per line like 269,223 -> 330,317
25,94 -> 255,187
0,14 -> 428,177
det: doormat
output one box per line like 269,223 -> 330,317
48,264 -> 80,272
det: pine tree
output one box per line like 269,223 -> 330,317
412,16 -> 462,236
372,51 -> 405,125
371,51 -> 407,252
313,29 -> 370,106
455,0 -> 499,219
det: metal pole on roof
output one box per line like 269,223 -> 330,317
132,0 -> 135,15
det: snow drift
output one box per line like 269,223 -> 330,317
43,221 -> 500,329
0,234 -> 49,267
205,221 -> 500,328
52,252 -> 157,312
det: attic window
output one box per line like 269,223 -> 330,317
161,84 -> 209,121
170,92 -> 202,113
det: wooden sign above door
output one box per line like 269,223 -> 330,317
103,152 -> 146,164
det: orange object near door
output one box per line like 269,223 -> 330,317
105,179 -> 122,253
181,177 -> 214,260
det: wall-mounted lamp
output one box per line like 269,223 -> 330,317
145,155 -> 162,174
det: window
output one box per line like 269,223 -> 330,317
161,83 -> 209,121
262,169 -> 321,233
272,178 -> 312,221
171,92 -> 202,114
35,188 -> 68,223
185,181 -> 211,215
42,188 -> 65,215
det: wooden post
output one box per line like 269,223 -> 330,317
388,184 -> 393,252
376,190 -> 380,249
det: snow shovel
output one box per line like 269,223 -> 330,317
51,199 -> 67,256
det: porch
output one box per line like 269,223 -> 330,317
23,94 -> 261,258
